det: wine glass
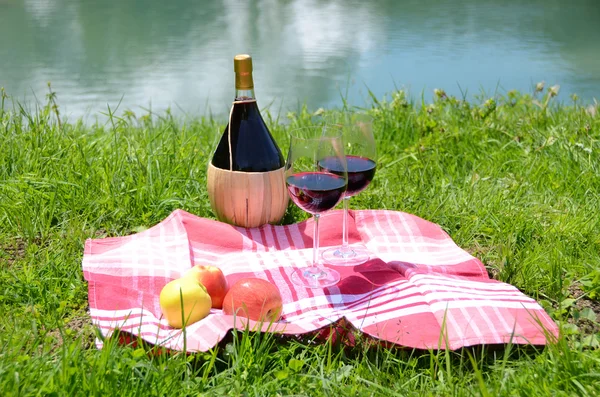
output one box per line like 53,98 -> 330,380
321,112 -> 377,266
286,125 -> 348,288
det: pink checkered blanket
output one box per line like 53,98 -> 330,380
82,209 -> 558,352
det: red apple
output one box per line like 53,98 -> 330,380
222,278 -> 283,322
185,265 -> 229,309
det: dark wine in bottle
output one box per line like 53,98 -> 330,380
207,54 -> 288,228
212,100 -> 284,172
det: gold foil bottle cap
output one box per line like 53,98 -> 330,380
234,54 -> 254,90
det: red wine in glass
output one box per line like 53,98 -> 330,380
287,172 -> 347,214
286,125 -> 348,289
321,113 -> 377,267
318,155 -> 377,197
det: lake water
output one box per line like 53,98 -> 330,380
1,0 -> 599,121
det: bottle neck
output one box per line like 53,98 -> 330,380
234,69 -> 255,100
234,88 -> 256,101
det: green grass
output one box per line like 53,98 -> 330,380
1,85 -> 600,396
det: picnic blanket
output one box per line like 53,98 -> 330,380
82,209 -> 558,352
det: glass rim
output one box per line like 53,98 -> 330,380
287,124 -> 344,141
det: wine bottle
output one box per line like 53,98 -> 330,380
211,55 -> 284,172
207,54 -> 288,228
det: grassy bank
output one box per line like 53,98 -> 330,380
1,86 -> 599,396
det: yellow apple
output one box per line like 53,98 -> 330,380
159,277 -> 212,328
184,265 -> 229,309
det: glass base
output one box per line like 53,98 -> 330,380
291,266 -> 341,288
322,244 -> 370,266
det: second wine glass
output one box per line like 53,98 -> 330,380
321,113 -> 377,266
286,125 -> 348,288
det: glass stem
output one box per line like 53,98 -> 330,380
313,214 -> 320,266
342,196 -> 350,251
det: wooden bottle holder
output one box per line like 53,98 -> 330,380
207,163 -> 289,228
